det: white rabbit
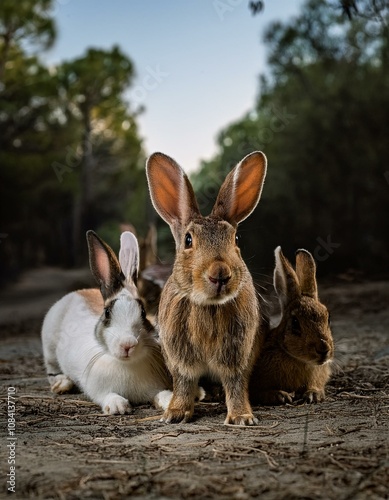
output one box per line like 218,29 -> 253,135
41,230 -> 171,415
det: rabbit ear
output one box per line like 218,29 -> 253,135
295,249 -> 318,300
142,224 -> 158,270
86,231 -> 124,301
211,151 -> 267,225
119,231 -> 139,285
274,246 -> 300,309
146,153 -> 200,241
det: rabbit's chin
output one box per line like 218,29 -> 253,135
190,289 -> 238,306
291,353 -> 333,366
317,357 -> 333,366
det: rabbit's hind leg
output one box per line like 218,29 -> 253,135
49,373 -> 74,394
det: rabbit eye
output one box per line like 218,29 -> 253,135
291,316 -> 301,334
103,299 -> 116,321
184,233 -> 192,249
235,234 -> 239,246
136,299 -> 147,320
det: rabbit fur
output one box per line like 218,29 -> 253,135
41,230 -> 171,415
250,246 -> 334,405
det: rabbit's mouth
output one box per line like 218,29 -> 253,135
117,343 -> 137,360
305,352 -> 333,366
189,261 -> 241,305
190,275 -> 238,305
209,275 -> 231,294
317,354 -> 333,365
204,262 -> 238,303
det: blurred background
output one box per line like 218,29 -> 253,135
0,0 -> 388,287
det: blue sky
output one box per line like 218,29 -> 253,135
43,0 -> 305,172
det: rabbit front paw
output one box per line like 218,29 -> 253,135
224,413 -> 259,426
302,389 -> 325,404
50,374 -> 74,394
260,390 -> 295,405
102,394 -> 132,415
161,407 -> 193,424
273,390 -> 294,405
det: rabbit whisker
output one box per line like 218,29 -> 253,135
83,350 -> 104,380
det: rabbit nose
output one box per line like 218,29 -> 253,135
208,262 -> 231,288
121,341 -> 137,356
209,275 -> 231,286
316,338 -> 331,361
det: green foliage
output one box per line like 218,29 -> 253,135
0,0 -> 56,54
0,1 -> 147,281
195,0 -> 389,275
1,0 -> 388,282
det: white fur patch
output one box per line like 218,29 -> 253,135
154,390 -> 173,410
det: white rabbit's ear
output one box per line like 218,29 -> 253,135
295,249 -> 318,300
119,231 -> 139,285
146,153 -> 200,241
86,231 -> 124,301
274,246 -> 300,309
211,151 -> 267,225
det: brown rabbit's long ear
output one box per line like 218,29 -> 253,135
86,231 -> 125,301
139,224 -> 157,271
274,246 -> 300,309
211,151 -> 267,225
146,153 -> 200,241
295,249 -> 318,300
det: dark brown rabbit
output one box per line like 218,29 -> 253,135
146,151 -> 267,425
250,247 -> 334,405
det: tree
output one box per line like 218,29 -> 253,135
0,2 -> 147,282
0,0 -> 65,281
0,0 -> 56,81
196,0 -> 389,275
56,46 -> 139,263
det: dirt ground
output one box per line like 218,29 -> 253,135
0,268 -> 388,500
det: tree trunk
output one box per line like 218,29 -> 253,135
73,106 -> 94,266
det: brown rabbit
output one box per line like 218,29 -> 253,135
146,151 -> 267,425
250,247 -> 334,405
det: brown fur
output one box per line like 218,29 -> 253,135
146,151 -> 267,425
250,247 -> 334,405
77,289 -> 104,316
